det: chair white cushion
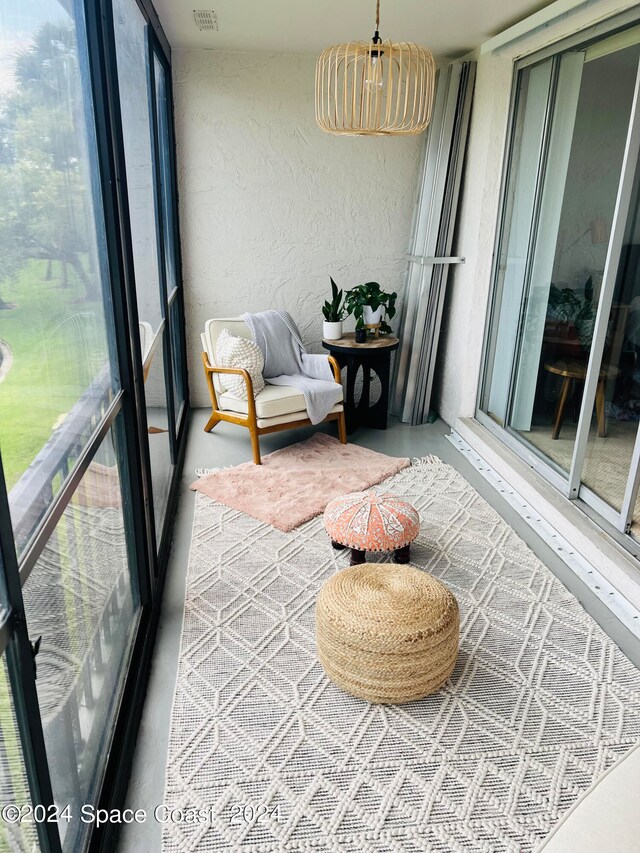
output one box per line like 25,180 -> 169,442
219,383 -> 343,420
539,741 -> 640,852
214,328 -> 264,400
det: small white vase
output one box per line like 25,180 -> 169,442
363,305 -> 383,325
323,320 -> 343,340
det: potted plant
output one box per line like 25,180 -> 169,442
345,281 -> 397,336
322,277 -> 347,340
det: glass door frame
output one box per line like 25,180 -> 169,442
566,61 -> 640,531
0,0 -> 190,850
86,0 -> 191,850
0,0 -> 153,844
477,7 -> 640,547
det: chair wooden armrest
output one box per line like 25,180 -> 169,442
201,351 -> 256,414
328,355 -> 341,384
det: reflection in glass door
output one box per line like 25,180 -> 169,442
484,60 -> 553,426
113,0 -> 176,545
514,42 -> 640,471
581,158 -> 640,522
481,21 -> 640,547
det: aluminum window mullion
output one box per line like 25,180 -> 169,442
567,57 -> 640,499
147,37 -> 178,467
161,37 -> 190,426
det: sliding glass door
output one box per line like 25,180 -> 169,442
113,0 -> 173,544
481,18 -> 640,544
0,1 -> 141,848
0,0 -> 187,850
581,158 -> 640,528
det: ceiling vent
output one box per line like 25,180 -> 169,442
193,10 -> 218,31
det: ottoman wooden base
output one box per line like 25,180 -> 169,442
349,549 -> 366,566
316,563 -> 459,704
347,546 -> 410,565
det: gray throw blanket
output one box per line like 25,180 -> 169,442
242,310 -> 342,425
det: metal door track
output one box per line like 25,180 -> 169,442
447,431 -> 640,639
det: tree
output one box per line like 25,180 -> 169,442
0,20 -> 99,302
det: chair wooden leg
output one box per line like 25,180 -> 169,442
249,424 -> 261,465
337,410 -> 347,445
596,378 -> 607,438
552,377 -> 572,440
204,412 -> 221,433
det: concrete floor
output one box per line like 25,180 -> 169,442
118,410 -> 640,852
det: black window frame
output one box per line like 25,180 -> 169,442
0,0 -> 189,849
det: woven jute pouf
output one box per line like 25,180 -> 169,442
316,563 -> 459,704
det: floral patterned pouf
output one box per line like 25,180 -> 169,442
323,490 -> 420,565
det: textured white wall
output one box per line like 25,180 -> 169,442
173,49 -> 423,407
435,0 -> 639,428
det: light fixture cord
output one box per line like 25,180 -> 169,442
373,0 -> 381,43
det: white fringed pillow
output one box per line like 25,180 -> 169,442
215,328 -> 265,400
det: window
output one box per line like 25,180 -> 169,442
480,18 -> 640,539
0,1 -> 187,849
0,1 -> 119,556
22,425 -> 135,850
113,0 -> 185,547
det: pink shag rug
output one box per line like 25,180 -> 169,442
190,433 -> 410,532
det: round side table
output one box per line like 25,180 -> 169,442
544,359 -> 620,440
322,333 -> 399,433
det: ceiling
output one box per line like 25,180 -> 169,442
153,0 -> 556,60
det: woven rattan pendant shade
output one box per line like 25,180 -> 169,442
315,2 -> 435,136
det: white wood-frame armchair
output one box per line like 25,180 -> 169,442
201,318 -> 347,464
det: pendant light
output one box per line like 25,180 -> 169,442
315,0 -> 436,136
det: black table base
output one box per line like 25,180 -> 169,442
323,334 -> 398,435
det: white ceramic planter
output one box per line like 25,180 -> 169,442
363,305 -> 383,325
323,320 -> 343,340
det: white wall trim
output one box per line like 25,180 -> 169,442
481,0 -> 594,55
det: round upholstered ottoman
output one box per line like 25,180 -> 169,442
316,563 -> 459,703
323,490 -> 420,565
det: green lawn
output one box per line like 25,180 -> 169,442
0,261 -> 108,491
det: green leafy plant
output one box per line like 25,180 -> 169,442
546,280 -> 596,350
345,281 -> 397,334
322,277 -> 347,322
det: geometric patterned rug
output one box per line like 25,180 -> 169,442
163,457 -> 640,851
